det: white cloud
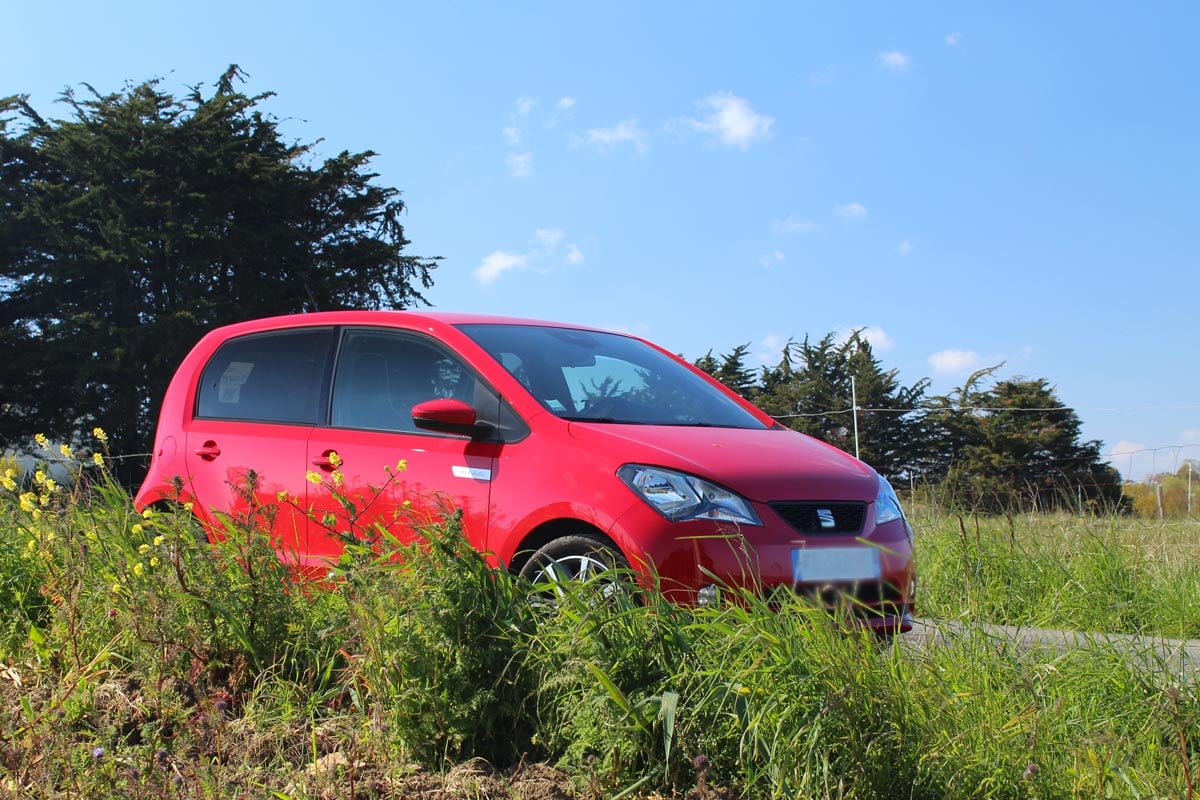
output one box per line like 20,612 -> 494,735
516,96 -> 536,116
474,251 -> 527,284
859,326 -> 894,351
535,228 -> 565,250
758,250 -> 786,267
945,32 -> 963,47
837,326 -> 894,351
771,215 -> 820,234
834,202 -> 869,219
929,348 -> 981,374
476,229 -> 584,284
755,333 -> 790,365
557,97 -> 576,111
502,126 -> 521,147
1105,439 -> 1163,481
688,92 -> 774,148
897,240 -> 912,256
506,152 -> 533,178
583,118 -> 648,152
877,51 -> 910,72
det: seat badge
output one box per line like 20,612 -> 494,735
817,508 -> 836,530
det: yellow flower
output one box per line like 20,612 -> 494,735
402,500 -> 413,509
396,459 -> 408,471
182,502 -> 193,512
276,490 -> 289,502
331,470 -> 344,486
305,471 -> 323,485
42,478 -> 57,494
34,433 -> 50,450
110,582 -> 123,595
141,508 -> 155,519
131,523 -> 144,536
59,444 -> 73,459
133,563 -> 145,577
150,557 -> 159,568
92,427 -> 108,443
153,535 -> 165,547
34,470 -> 46,485
19,493 -> 36,513
0,475 -> 15,491
92,453 -> 105,467
328,451 -> 342,468
138,544 -> 151,555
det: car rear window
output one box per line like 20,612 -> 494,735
196,328 -> 334,424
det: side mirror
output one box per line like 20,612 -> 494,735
412,398 -> 494,439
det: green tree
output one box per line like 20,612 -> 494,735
754,332 -> 927,482
929,376 -> 1124,513
694,343 -> 757,398
0,67 -> 437,466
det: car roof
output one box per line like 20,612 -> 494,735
212,310 -> 614,335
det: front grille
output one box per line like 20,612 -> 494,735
769,501 -> 866,535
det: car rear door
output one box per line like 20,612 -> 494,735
182,327 -> 334,565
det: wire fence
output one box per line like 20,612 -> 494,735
767,403 -> 1199,483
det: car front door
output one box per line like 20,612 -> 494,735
303,328 -> 502,565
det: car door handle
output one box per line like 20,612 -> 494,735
311,454 -> 340,470
194,442 -> 221,460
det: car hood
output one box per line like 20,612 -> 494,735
566,422 -> 877,503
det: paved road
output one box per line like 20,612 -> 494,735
903,619 -> 1200,677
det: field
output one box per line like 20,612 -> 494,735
1,446 -> 1198,799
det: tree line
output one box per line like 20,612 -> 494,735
694,333 -> 1125,513
1,68 -> 1124,511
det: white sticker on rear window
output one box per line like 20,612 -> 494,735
219,361 -> 254,403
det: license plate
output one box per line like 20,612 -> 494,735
792,547 -> 881,583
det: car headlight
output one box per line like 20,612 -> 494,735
875,474 -> 906,525
617,465 -> 762,526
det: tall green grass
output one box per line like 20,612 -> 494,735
0,444 -> 1196,798
912,508 -> 1200,638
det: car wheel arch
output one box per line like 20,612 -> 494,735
506,519 -> 623,576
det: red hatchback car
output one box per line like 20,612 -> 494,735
136,311 -> 915,633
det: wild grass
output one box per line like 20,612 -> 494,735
0,445 -> 1196,798
911,506 -> 1200,639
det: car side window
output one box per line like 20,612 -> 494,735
331,330 -> 478,432
196,328 -> 334,424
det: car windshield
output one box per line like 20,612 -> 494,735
458,323 -> 768,428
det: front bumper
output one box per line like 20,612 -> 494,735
609,501 -> 916,634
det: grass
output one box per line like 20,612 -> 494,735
0,443 -> 1196,798
910,504 -> 1200,639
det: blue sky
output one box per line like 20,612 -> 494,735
5,2 -> 1197,480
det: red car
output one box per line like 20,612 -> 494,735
135,311 -> 915,633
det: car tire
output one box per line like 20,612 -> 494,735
518,534 -> 631,600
